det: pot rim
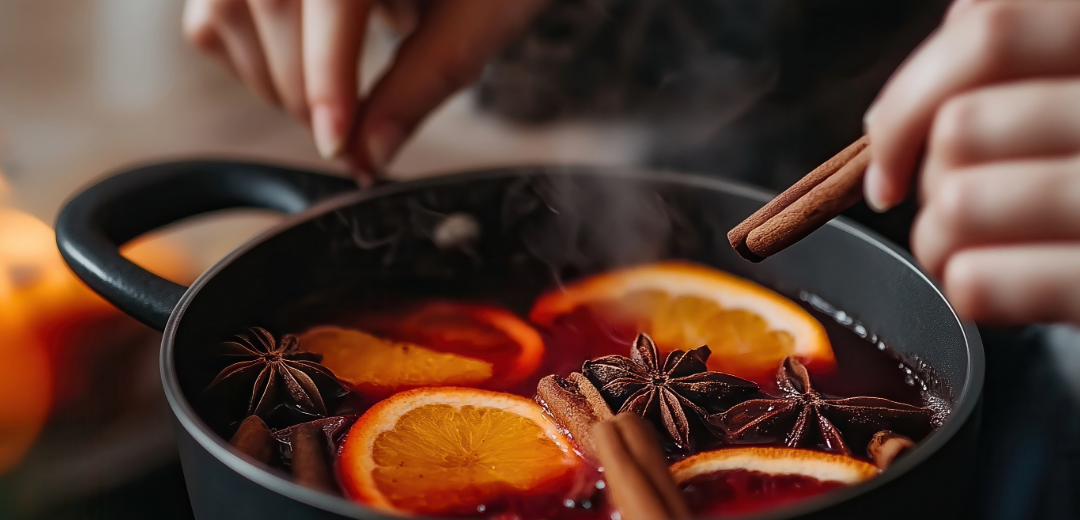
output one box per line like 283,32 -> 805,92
159,164 -> 985,520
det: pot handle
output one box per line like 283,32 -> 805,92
55,160 -> 357,331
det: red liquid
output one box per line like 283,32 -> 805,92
277,290 -> 936,519
681,470 -> 847,516
508,306 -> 640,397
531,303 -> 926,408
281,293 -> 928,408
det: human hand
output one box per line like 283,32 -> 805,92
864,0 -> 1080,324
183,0 -> 548,179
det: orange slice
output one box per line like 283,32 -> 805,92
340,387 -> 584,516
530,261 -> 833,385
670,447 -> 879,516
298,326 -> 494,399
352,301 -> 545,391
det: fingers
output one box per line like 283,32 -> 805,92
871,0 -> 1080,326
303,0 -> 371,160
185,0 -> 546,172
912,78 -> 1080,276
184,0 -> 280,105
864,0 -> 1080,211
248,0 -> 307,121
187,0 -> 371,158
350,0 -> 550,173
943,245 -> 1080,324
922,79 -> 1080,194
912,157 -> 1080,276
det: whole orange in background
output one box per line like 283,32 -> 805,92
0,210 -> 53,473
0,207 -> 194,474
0,314 -> 50,474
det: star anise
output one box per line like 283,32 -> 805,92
582,333 -> 759,449
710,357 -> 934,455
204,328 -> 346,419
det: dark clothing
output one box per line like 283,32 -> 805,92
480,0 -> 950,247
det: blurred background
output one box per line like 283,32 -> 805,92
0,0 -> 1077,519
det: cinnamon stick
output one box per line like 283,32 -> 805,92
592,413 -> 689,520
728,136 -> 870,262
569,372 -> 611,419
536,373 -> 614,463
290,422 -> 338,493
230,415 -> 275,465
867,430 -> 915,470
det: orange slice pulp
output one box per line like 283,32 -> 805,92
530,261 -> 834,385
299,302 -> 544,397
299,326 -> 494,398
352,301 -> 545,390
339,387 -> 584,516
670,447 -> 879,516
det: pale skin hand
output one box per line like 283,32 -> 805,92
865,0 -> 1080,325
183,0 -> 549,181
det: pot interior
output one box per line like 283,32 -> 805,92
165,166 -> 980,518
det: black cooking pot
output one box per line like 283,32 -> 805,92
55,161 -> 983,520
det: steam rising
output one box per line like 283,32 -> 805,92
510,170 -> 690,289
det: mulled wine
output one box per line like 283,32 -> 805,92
198,261 -> 948,520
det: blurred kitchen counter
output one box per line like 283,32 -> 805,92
0,0 -> 646,273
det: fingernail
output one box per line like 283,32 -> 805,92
365,123 -> 404,173
864,162 -> 891,213
312,105 -> 344,160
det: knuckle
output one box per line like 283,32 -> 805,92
931,95 -> 978,160
942,254 -> 986,320
909,213 -> 935,268
304,88 -> 344,111
930,174 -> 972,236
963,2 -> 1021,71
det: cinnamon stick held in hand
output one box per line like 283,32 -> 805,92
729,136 -> 871,262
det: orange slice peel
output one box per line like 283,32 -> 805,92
670,446 -> 879,486
671,447 -> 879,516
